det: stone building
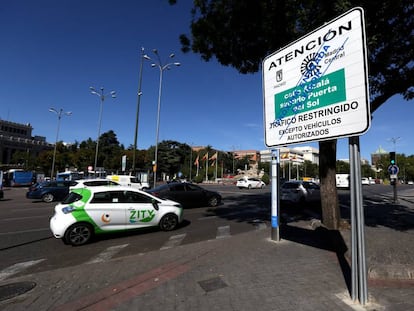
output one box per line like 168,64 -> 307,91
0,119 -> 52,167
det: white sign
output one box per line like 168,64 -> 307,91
263,7 -> 370,147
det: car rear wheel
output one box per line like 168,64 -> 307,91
208,196 -> 219,207
64,223 -> 93,246
42,193 -> 54,203
247,184 -> 252,189
159,214 -> 178,231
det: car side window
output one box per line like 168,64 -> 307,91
123,191 -> 153,203
171,184 -> 185,192
186,184 -> 199,191
308,183 -> 319,189
90,191 -> 113,203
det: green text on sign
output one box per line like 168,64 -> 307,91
275,69 -> 346,119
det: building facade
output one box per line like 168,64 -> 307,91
0,119 -> 52,167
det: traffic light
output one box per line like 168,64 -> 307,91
389,152 -> 396,165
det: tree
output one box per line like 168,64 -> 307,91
172,0 -> 413,229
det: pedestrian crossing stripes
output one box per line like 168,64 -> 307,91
0,259 -> 45,281
217,225 -> 231,239
86,244 -> 129,264
0,222 -> 267,281
160,234 -> 186,250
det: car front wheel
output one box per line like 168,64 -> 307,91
42,193 -> 54,203
64,223 -> 93,246
159,214 -> 178,231
208,196 -> 219,207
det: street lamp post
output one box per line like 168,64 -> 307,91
143,49 -> 180,187
133,47 -> 145,172
90,86 -> 116,176
49,108 -> 72,179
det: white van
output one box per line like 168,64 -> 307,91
336,174 -> 350,188
106,175 -> 150,190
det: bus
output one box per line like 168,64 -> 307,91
4,169 -> 34,187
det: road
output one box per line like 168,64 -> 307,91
0,184 -> 272,281
1,183 -> 411,282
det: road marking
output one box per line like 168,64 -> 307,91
86,244 -> 129,264
160,234 -> 186,250
0,228 -> 51,236
0,259 -> 45,281
216,225 -> 231,239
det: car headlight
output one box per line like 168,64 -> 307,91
62,206 -> 76,214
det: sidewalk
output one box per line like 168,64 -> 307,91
1,188 -> 413,311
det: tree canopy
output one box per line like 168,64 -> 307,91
176,0 -> 413,112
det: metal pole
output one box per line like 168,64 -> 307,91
133,47 -> 144,171
51,110 -> 62,179
349,139 -> 358,301
349,136 -> 368,305
94,94 -> 104,175
271,149 -> 280,241
143,51 -> 180,187
49,108 -> 71,179
153,67 -> 163,188
90,87 -> 116,177
189,144 -> 193,180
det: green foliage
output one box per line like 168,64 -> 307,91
336,160 -> 350,174
177,0 -> 413,111
261,172 -> 269,184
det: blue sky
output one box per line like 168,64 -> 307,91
1,1 -> 412,163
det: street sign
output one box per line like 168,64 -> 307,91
263,7 -> 370,147
388,165 -> 399,175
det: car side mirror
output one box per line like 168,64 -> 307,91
152,199 -> 159,211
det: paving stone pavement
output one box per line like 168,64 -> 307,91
1,187 -> 413,311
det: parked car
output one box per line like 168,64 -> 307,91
361,177 -> 370,185
236,177 -> 266,189
281,180 -> 320,205
50,186 -> 183,246
26,180 -> 75,203
70,178 -> 120,190
146,182 -> 221,208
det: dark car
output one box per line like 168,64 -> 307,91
146,182 -> 221,208
26,180 -> 75,203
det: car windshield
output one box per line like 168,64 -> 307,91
62,192 -> 83,204
282,182 -> 300,189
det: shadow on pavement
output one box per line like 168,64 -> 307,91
281,223 -> 352,294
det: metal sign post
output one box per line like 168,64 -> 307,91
271,149 -> 280,241
262,8 -> 370,304
349,136 -> 367,304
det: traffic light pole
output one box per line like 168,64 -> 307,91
389,152 -> 398,203
393,182 -> 398,203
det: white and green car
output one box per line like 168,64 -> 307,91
50,186 -> 183,246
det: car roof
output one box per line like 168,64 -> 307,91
72,185 -> 145,193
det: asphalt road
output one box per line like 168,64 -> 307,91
0,184 -> 272,280
0,183 -> 410,281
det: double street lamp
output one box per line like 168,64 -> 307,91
133,47 -> 145,171
49,108 -> 72,179
143,49 -> 180,187
90,86 -> 116,176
